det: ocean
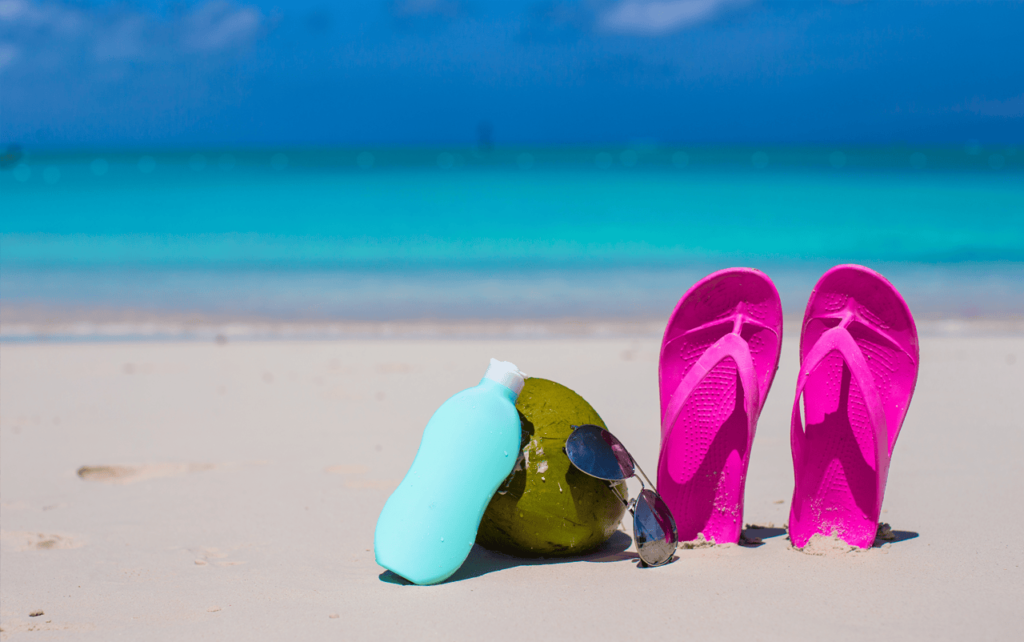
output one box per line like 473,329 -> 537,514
2,146 -> 1022,339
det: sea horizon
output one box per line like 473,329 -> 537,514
3,145 -> 1022,340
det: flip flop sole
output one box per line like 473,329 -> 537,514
789,265 -> 919,549
658,268 -> 782,544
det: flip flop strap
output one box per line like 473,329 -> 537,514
661,333 -> 760,447
790,326 -> 889,472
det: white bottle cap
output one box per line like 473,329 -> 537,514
484,358 -> 527,396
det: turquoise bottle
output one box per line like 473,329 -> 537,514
374,359 -> 527,585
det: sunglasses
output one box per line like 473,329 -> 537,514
564,424 -> 678,567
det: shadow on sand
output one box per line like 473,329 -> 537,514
873,527 -> 919,547
380,530 -> 659,585
735,523 -> 919,549
738,526 -> 788,548
378,524 -> 923,584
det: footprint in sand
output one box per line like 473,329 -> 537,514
0,530 -> 83,552
190,546 -> 247,567
0,618 -> 93,634
1,501 -> 69,512
77,463 -> 216,484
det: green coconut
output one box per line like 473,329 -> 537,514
476,378 -> 628,557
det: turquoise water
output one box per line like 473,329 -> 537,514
3,147 -> 1023,323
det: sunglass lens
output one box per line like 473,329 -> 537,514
564,424 -> 635,481
633,489 -> 678,567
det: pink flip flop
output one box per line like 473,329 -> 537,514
657,268 -> 783,544
789,265 -> 919,549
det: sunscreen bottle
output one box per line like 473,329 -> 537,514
374,359 -> 526,585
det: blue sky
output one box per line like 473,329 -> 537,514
2,0 -> 1022,148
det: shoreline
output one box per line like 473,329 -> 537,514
3,312 -> 1024,342
5,263 -> 1024,335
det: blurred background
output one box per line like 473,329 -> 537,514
2,0 -> 1022,339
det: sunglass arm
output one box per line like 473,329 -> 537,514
631,459 -> 657,495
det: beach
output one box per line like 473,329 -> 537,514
2,329 -> 1022,639
5,0 -> 1023,636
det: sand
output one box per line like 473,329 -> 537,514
1,333 -> 1022,639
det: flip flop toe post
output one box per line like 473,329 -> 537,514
657,269 -> 783,544
789,265 -> 919,549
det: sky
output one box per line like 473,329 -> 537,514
1,0 -> 1023,148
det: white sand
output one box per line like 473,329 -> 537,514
2,334 -> 1022,639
